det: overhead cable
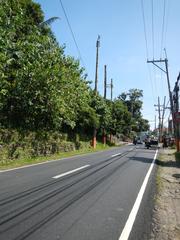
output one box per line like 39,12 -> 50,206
58,0 -> 87,69
141,0 -> 149,59
151,0 -> 154,58
160,0 -> 166,58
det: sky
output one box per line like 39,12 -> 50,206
35,0 -> 180,130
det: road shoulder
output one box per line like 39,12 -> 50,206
150,148 -> 180,240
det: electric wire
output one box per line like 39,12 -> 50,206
164,0 -> 170,49
147,65 -> 156,102
160,0 -> 166,58
58,0 -> 87,69
141,0 -> 171,127
141,0 -> 156,103
141,0 -> 149,59
151,0 -> 154,59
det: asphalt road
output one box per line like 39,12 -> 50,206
0,144 -> 157,240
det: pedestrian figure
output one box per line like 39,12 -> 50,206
163,135 -> 168,148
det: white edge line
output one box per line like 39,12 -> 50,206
118,149 -> 158,240
52,165 -> 90,179
111,153 -> 121,157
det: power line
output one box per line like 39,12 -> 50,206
141,0 -> 149,58
151,0 -> 154,58
164,0 -> 170,48
160,0 -> 166,58
141,0 -> 157,102
147,64 -> 156,101
58,0 -> 86,69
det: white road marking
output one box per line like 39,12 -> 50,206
52,165 -> 90,179
127,143 -> 133,146
118,149 -> 158,240
0,149 -> 113,173
111,153 -> 121,157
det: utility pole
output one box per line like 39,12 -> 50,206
147,58 -> 174,131
154,97 -> 163,142
106,78 -> 113,101
104,65 -> 107,99
155,115 -> 156,132
103,67 -> 113,144
92,35 -> 100,149
93,36 -> 100,148
94,35 -> 100,93
161,96 -> 166,136
103,65 -> 107,146
111,78 -> 113,101
158,97 -> 161,141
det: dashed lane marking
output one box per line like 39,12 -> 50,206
52,165 -> 90,179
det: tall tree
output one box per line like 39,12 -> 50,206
0,0 -> 64,129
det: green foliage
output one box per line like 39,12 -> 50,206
0,0 -> 150,154
0,0 -> 92,131
0,0 -> 63,129
110,99 -> 131,135
118,89 -> 149,133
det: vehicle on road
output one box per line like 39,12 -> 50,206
136,137 -> 143,144
145,136 -> 158,149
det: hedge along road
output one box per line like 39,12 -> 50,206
0,144 -> 157,240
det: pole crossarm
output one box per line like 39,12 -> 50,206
147,60 -> 167,74
147,57 -> 174,134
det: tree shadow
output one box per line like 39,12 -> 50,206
155,159 -> 180,168
172,173 -> 180,179
129,156 -> 180,168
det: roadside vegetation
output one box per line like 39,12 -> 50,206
0,0 -> 149,168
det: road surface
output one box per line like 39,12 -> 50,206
0,144 -> 157,240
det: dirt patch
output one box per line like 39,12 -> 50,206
150,148 -> 180,240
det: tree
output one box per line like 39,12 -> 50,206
118,89 -> 149,133
0,0 -> 92,132
118,89 -> 143,118
0,0 -> 65,129
110,99 -> 131,136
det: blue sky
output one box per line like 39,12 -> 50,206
35,0 -> 180,130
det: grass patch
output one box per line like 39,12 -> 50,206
154,153 -> 164,204
0,142 -> 117,170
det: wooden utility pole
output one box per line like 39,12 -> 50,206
94,35 -> 100,93
103,67 -> 113,144
158,97 -> 161,141
104,65 -> 107,99
154,97 -> 163,142
111,78 -> 113,101
103,65 -> 107,145
147,58 -> 174,132
161,96 -> 166,136
92,35 -> 100,149
106,78 -> 113,101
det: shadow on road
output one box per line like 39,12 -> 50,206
129,155 -> 180,168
